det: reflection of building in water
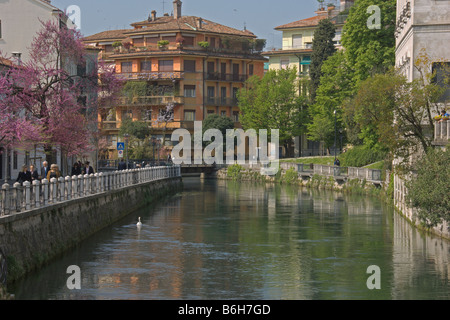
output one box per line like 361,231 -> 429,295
391,213 -> 449,299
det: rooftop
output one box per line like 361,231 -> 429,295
84,16 -> 256,44
83,29 -> 132,42
128,15 -> 256,38
275,9 -> 348,30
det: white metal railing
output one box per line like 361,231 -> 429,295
0,166 -> 181,217
280,162 -> 382,181
434,120 -> 450,143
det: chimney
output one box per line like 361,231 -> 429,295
196,18 -> 203,29
173,0 -> 182,19
151,10 -> 157,21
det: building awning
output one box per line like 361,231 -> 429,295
300,57 -> 311,65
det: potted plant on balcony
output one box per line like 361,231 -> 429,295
122,41 -> 133,52
198,41 -> 210,50
158,40 -> 170,50
112,41 -> 123,53
175,34 -> 185,49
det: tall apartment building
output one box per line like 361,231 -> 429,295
84,0 -> 267,160
262,1 -> 354,157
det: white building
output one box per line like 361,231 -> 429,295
394,0 -> 450,238
395,0 -> 450,84
0,0 -> 90,181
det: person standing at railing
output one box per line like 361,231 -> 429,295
29,165 -> 39,182
16,165 -> 32,186
41,161 -> 50,181
71,163 -> 82,176
82,161 -> 94,175
118,160 -> 126,171
334,159 -> 341,167
47,164 -> 61,180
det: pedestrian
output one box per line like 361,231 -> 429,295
82,161 -> 94,175
71,163 -> 82,176
41,161 -> 50,180
16,165 -> 32,185
334,158 -> 341,167
47,164 -> 61,180
29,165 -> 39,182
118,159 -> 126,171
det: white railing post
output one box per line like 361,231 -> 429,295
84,174 -> 90,196
42,179 -> 49,206
1,183 -> 9,216
105,172 -> 110,191
72,176 -> 78,199
33,180 -> 40,209
78,174 -> 84,197
24,181 -> 31,211
98,173 -> 103,193
66,176 -> 71,201
21,182 -> 27,212
50,178 -> 57,204
115,171 -> 118,188
447,120 -> 450,140
13,182 -> 21,212
435,121 -> 440,140
58,177 -> 65,201
89,174 -> 95,195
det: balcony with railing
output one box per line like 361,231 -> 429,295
101,121 -> 119,131
110,45 -> 266,59
205,97 -> 239,107
434,120 -> 450,146
114,96 -> 185,107
117,71 -> 184,81
206,72 -> 248,82
263,44 -> 313,56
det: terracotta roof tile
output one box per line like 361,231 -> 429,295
0,57 -> 13,67
274,11 -> 344,30
127,16 -> 256,38
83,29 -> 132,42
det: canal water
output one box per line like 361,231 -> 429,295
10,178 -> 449,300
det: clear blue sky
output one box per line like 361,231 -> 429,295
51,0 -> 327,49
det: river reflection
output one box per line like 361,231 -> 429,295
10,178 -> 449,300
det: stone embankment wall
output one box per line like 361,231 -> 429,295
0,177 -> 182,284
216,163 -> 384,195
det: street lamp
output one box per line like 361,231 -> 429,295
124,133 -> 129,170
334,110 -> 337,163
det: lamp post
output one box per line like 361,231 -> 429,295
334,110 -> 337,163
124,133 -> 129,170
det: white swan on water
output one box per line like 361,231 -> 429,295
137,217 -> 143,227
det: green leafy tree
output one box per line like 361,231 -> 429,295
307,51 -> 354,153
202,114 -> 235,147
238,68 -> 309,157
343,55 -> 446,167
310,18 -> 336,100
341,0 -> 396,83
119,118 -> 152,159
406,148 -> 450,228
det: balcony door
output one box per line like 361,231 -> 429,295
233,64 -> 239,81
220,63 -> 227,80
